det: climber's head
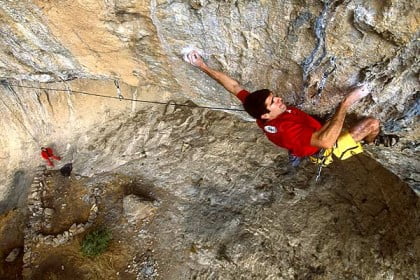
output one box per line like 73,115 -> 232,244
244,89 -> 287,120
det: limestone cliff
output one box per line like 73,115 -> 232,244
0,1 -> 419,278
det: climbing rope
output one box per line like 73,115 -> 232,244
4,82 -> 245,112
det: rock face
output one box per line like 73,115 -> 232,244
123,194 -> 157,225
0,1 -> 418,212
3,104 -> 418,279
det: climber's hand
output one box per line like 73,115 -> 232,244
188,50 -> 205,68
344,84 -> 371,106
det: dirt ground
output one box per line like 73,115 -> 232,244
27,172 -> 159,280
0,209 -> 25,279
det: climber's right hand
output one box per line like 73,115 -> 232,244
188,50 -> 205,68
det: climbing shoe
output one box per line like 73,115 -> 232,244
374,134 -> 399,147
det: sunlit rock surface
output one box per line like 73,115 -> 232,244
0,0 -> 419,278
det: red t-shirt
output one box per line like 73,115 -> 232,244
237,90 -> 322,157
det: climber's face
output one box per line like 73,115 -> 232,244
261,93 -> 287,120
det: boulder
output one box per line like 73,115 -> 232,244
44,208 -> 55,216
123,194 -> 157,225
5,248 -> 21,262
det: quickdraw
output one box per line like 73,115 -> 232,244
114,80 -> 123,101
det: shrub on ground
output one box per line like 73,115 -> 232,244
81,228 -> 112,257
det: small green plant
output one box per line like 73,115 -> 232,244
81,228 -> 112,257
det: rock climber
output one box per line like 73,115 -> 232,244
40,147 -> 61,167
186,50 -> 399,167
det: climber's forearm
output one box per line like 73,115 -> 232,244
310,98 -> 352,149
199,64 -> 244,96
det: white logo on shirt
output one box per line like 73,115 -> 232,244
264,125 -> 277,134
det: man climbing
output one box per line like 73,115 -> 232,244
186,50 -> 398,167
40,147 -> 61,167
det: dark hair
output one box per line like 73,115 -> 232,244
243,89 -> 271,120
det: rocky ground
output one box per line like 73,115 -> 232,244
0,106 -> 418,280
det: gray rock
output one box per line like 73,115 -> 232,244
43,235 -> 54,243
5,248 -> 20,262
32,221 -> 42,232
30,191 -> 40,200
88,196 -> 97,204
44,208 -> 55,216
90,204 -> 98,213
69,223 -> 77,234
75,227 -> 86,234
22,252 -> 31,263
87,212 -> 97,223
123,194 -> 157,225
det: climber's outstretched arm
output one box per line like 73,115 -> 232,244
188,51 -> 244,96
